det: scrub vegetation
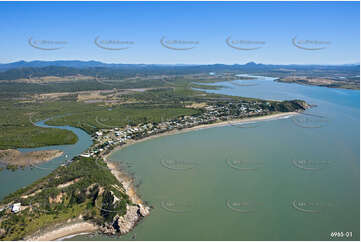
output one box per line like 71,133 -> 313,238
0,157 -> 129,241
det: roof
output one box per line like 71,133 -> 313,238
12,203 -> 21,213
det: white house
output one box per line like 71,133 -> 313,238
12,203 -> 21,213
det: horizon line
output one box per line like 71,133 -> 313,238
0,60 -> 359,66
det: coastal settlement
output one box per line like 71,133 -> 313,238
0,99 -> 308,241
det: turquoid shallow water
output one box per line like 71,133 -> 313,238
0,120 -> 92,200
73,76 -> 359,240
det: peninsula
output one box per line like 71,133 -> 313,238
0,98 -> 308,240
0,67 -> 310,240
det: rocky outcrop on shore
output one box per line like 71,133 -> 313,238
100,203 -> 150,235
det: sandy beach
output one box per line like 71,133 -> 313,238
25,221 -> 98,241
103,111 -> 297,205
26,112 -> 297,241
106,161 -> 144,205
105,112 -> 298,158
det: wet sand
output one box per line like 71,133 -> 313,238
0,149 -> 63,166
25,221 -> 98,241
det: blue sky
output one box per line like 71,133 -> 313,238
0,1 -> 359,64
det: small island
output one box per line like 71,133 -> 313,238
0,149 -> 64,171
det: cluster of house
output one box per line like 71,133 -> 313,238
1,101 -> 273,215
80,101 -> 271,158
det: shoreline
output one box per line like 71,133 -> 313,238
104,111 -> 298,160
0,149 -> 64,167
275,78 -> 359,90
105,161 -> 144,205
25,112 -> 297,241
25,221 -> 98,241
103,111 -> 298,206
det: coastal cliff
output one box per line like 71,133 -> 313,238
0,157 -> 149,240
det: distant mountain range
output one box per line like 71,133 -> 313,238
0,60 -> 358,81
0,60 -> 140,71
0,60 -> 359,71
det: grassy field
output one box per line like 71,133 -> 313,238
0,86 -> 205,148
47,106 -> 200,131
0,71 -> 312,240
0,74 -> 289,149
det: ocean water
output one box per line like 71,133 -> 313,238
76,76 -> 360,241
